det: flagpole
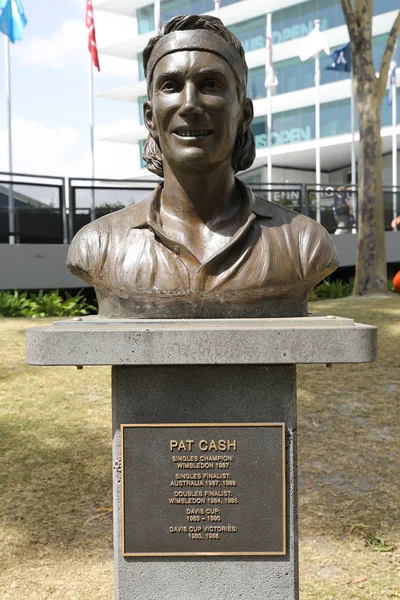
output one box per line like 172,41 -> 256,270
214,0 -> 220,17
5,37 -> 15,244
392,50 -> 397,221
314,19 -> 321,223
88,54 -> 95,222
350,76 -> 357,223
154,0 -> 161,33
266,12 -> 272,189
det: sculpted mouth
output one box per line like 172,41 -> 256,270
174,130 -> 213,137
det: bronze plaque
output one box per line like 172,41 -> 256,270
121,423 -> 286,556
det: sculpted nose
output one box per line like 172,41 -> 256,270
178,82 -> 202,116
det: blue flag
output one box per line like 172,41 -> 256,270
326,43 -> 351,73
0,0 -> 27,43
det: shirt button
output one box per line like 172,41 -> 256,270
173,245 -> 180,255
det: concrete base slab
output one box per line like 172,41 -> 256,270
26,316 -> 377,366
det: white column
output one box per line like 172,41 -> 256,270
214,0 -> 220,17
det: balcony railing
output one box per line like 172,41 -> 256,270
0,171 -> 399,244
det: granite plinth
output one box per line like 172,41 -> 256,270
26,315 -> 377,366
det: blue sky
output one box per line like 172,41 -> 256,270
0,0 -> 138,178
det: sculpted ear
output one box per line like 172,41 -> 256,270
241,97 -> 254,132
143,100 -> 157,137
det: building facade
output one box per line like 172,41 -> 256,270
95,0 -> 399,186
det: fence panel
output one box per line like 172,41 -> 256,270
68,179 -> 159,240
0,174 -> 65,243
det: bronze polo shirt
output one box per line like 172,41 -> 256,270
67,181 -> 338,318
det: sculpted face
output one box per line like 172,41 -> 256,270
144,50 -> 252,173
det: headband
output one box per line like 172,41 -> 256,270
145,30 -> 247,93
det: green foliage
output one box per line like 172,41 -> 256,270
95,202 -> 126,217
0,290 -> 32,317
310,277 -> 354,301
311,276 -> 398,301
0,290 -> 96,318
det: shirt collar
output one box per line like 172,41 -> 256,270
130,179 -> 273,230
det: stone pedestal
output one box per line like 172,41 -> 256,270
26,316 -> 376,600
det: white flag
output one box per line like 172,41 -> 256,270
265,16 -> 278,92
298,23 -> 330,62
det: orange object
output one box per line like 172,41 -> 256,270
392,271 -> 400,293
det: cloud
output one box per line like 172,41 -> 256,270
0,118 -> 138,179
95,118 -> 137,139
15,16 -> 136,80
17,19 -> 86,69
0,118 -> 83,176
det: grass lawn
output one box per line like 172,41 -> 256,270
0,296 -> 399,599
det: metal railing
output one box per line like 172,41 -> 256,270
0,172 -> 66,244
0,172 -> 399,243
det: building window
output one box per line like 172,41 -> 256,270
138,95 -> 147,125
137,4 -> 155,35
139,139 -> 148,170
138,52 -> 145,82
267,35 -> 386,97
138,0 -> 241,35
230,16 -> 266,54
250,98 -> 366,150
272,0 -> 343,45
247,66 -> 266,100
137,0 -> 397,42
374,0 -> 399,15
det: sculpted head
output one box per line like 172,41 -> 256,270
142,15 -> 255,177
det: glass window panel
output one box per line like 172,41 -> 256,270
230,16 -> 266,54
137,4 -> 154,35
271,34 -> 386,96
161,0 -> 241,26
374,0 -> 399,15
381,87 -> 400,127
247,66 -> 266,100
138,52 -> 145,81
251,116 -> 267,149
272,0 -> 343,45
139,140 -> 147,169
251,98 -> 360,149
138,95 -> 147,125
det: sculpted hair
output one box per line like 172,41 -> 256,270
141,14 -> 256,177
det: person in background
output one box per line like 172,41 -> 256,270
391,215 -> 400,231
333,186 -> 354,234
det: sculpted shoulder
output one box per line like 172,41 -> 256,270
253,196 -> 339,282
66,198 -> 150,284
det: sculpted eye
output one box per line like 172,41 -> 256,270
202,79 -> 222,91
161,80 -> 180,92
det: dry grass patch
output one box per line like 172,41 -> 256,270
298,296 -> 400,599
0,299 -> 399,599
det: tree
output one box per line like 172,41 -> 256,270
340,0 -> 400,295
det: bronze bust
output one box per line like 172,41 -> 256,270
67,15 -> 338,319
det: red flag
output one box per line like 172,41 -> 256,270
86,0 -> 100,71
